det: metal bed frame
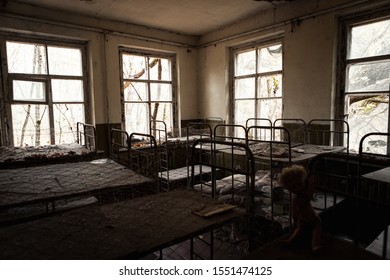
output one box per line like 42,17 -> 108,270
246,125 -> 292,228
150,120 -> 214,191
214,123 -> 247,143
110,128 -> 159,181
357,132 -> 390,258
273,118 -> 307,146
110,128 -> 130,166
190,138 -> 255,255
245,118 -> 272,128
307,118 -> 350,153
0,122 -> 98,168
76,122 -> 97,153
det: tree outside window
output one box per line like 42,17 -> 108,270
342,17 -> 390,154
232,42 -> 283,137
3,39 -> 87,147
120,49 -> 176,137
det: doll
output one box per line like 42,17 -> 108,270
279,164 -> 322,252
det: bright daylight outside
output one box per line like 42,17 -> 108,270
6,41 -> 85,147
234,43 -> 282,138
122,53 -> 173,136
345,18 -> 390,154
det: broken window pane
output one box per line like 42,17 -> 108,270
259,74 -> 282,98
13,80 -> 45,102
235,49 -> 255,76
6,41 -> 47,74
235,78 -> 255,99
122,54 -> 147,79
359,133 -> 389,156
346,94 -> 389,153
258,98 -> 282,123
258,44 -> 282,73
48,46 -> 82,76
11,104 -> 50,147
346,60 -> 390,92
344,17 -> 390,154
51,79 -> 84,102
349,19 -> 390,59
53,104 -> 84,144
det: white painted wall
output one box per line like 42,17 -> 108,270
198,0 -> 390,123
1,0 -> 389,129
0,2 -> 199,127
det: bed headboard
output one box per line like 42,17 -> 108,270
76,122 -> 97,153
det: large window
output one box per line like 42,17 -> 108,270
1,38 -> 88,147
232,41 -> 283,130
340,15 -> 390,154
120,48 -> 176,135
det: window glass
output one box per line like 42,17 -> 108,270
52,79 -> 84,102
122,54 -> 147,79
5,40 -> 86,146
124,82 -> 148,102
258,44 -> 282,73
235,50 -> 255,76
259,74 -> 283,98
124,103 -> 149,133
234,100 -> 255,127
151,102 -> 172,125
13,80 -> 45,102
11,104 -> 50,146
6,41 -> 47,74
149,58 -> 171,81
346,94 -> 388,152
150,83 -> 172,101
258,98 -> 283,123
233,42 -> 283,126
48,46 -> 82,76
235,78 -> 255,99
349,19 -> 390,59
346,61 -> 390,92
53,104 -> 85,144
121,50 -> 175,135
343,17 -> 390,153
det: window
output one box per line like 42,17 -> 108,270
232,42 -> 283,132
340,15 -> 390,154
120,48 -> 176,136
1,38 -> 88,147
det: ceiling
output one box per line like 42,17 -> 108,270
6,0 -> 295,36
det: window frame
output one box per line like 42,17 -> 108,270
0,33 -> 90,147
119,47 -> 178,135
337,10 -> 390,153
230,38 -> 284,126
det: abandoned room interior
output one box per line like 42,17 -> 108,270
0,0 -> 389,260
